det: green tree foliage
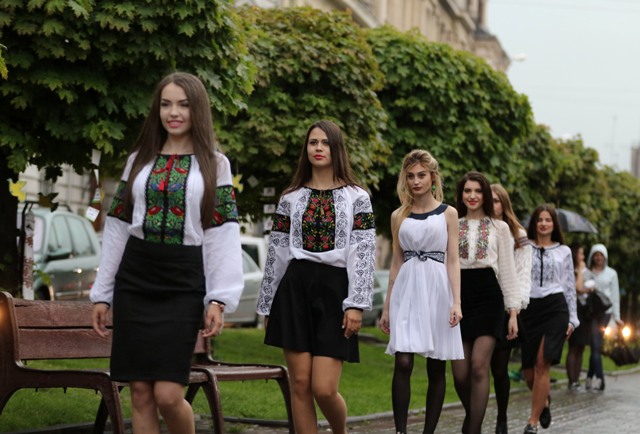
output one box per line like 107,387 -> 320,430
365,26 -> 534,236
219,6 -> 389,221
0,0 -> 253,292
0,43 -> 7,79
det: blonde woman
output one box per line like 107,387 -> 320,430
380,149 -> 463,434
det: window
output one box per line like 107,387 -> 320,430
51,216 -> 72,254
66,217 -> 94,257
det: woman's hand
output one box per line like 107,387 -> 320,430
92,303 -> 110,337
342,309 -> 362,339
449,303 -> 462,327
506,309 -> 518,340
379,308 -> 390,334
203,303 -> 224,338
566,323 -> 575,338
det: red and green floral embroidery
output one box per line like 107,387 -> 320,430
144,155 -> 191,244
459,217 -> 490,260
210,185 -> 239,227
271,214 -> 291,233
302,189 -> 336,252
107,180 -> 130,223
476,217 -> 490,260
353,212 -> 375,230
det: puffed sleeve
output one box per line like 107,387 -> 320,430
514,230 -> 532,310
90,153 -> 136,306
343,188 -> 376,312
202,154 -> 244,312
495,221 -> 520,311
256,193 -> 293,315
561,247 -> 579,329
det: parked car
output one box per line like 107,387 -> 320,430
18,208 -> 101,301
224,250 -> 263,326
362,269 -> 389,326
240,235 -> 268,271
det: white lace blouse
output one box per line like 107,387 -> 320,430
458,217 -> 520,311
514,228 -> 533,310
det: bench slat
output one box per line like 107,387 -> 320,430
13,299 -> 113,328
18,329 -> 113,360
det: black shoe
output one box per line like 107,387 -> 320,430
523,424 -> 538,434
496,420 -> 508,434
539,395 -> 551,429
597,376 -> 605,391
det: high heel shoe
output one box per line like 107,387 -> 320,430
496,420 -> 508,434
539,394 -> 551,429
523,423 -> 538,434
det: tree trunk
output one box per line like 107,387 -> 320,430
0,150 -> 20,294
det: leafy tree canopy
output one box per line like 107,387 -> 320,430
219,6 -> 389,222
365,26 -> 534,236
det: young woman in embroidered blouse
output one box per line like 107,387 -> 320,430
256,120 -> 376,434
379,150 -> 463,434
90,72 -> 244,434
489,184 -> 532,434
451,172 -> 520,434
520,204 -> 578,434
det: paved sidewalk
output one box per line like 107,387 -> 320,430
227,369 -> 640,434
11,369 -> 640,434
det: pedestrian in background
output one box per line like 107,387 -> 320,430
451,172 -> 520,434
91,72 -> 244,434
490,184 -> 532,434
520,204 -> 579,434
379,150 -> 463,434
585,243 -> 622,391
565,243 -> 589,390
256,120 -> 376,434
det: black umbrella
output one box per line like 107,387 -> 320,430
522,208 -> 598,234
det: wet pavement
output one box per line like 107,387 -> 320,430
11,368 -> 640,434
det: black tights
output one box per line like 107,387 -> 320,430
392,353 -> 447,434
452,336 -> 496,434
566,343 -> 585,384
490,347 -> 512,423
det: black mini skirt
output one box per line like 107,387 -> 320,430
111,236 -> 205,385
265,259 -> 359,363
460,268 -> 505,341
520,292 -> 569,368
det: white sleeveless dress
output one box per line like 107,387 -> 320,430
385,205 -> 464,360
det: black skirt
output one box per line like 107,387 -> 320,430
460,268 -> 505,341
265,259 -> 359,363
520,292 -> 569,368
111,236 -> 205,385
568,298 -> 591,346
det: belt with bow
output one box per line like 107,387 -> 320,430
403,250 -> 445,263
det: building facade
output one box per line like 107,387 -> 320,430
237,0 -> 511,71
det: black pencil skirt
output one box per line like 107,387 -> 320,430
111,236 -> 205,385
265,259 -> 359,363
460,268 -> 505,341
520,292 -> 569,368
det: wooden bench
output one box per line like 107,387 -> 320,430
0,291 -> 294,433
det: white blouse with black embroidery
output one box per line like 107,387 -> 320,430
256,186 -> 376,315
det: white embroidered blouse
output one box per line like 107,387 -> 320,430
89,152 -> 244,311
256,186 -> 377,315
530,243 -> 579,329
514,228 -> 533,310
458,217 -> 520,311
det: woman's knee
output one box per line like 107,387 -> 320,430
130,382 -> 156,410
154,383 -> 186,412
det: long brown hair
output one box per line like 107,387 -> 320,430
283,120 -> 359,194
124,72 -> 219,228
455,171 -> 494,218
491,184 -> 525,249
527,204 -> 565,245
392,149 -> 443,239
